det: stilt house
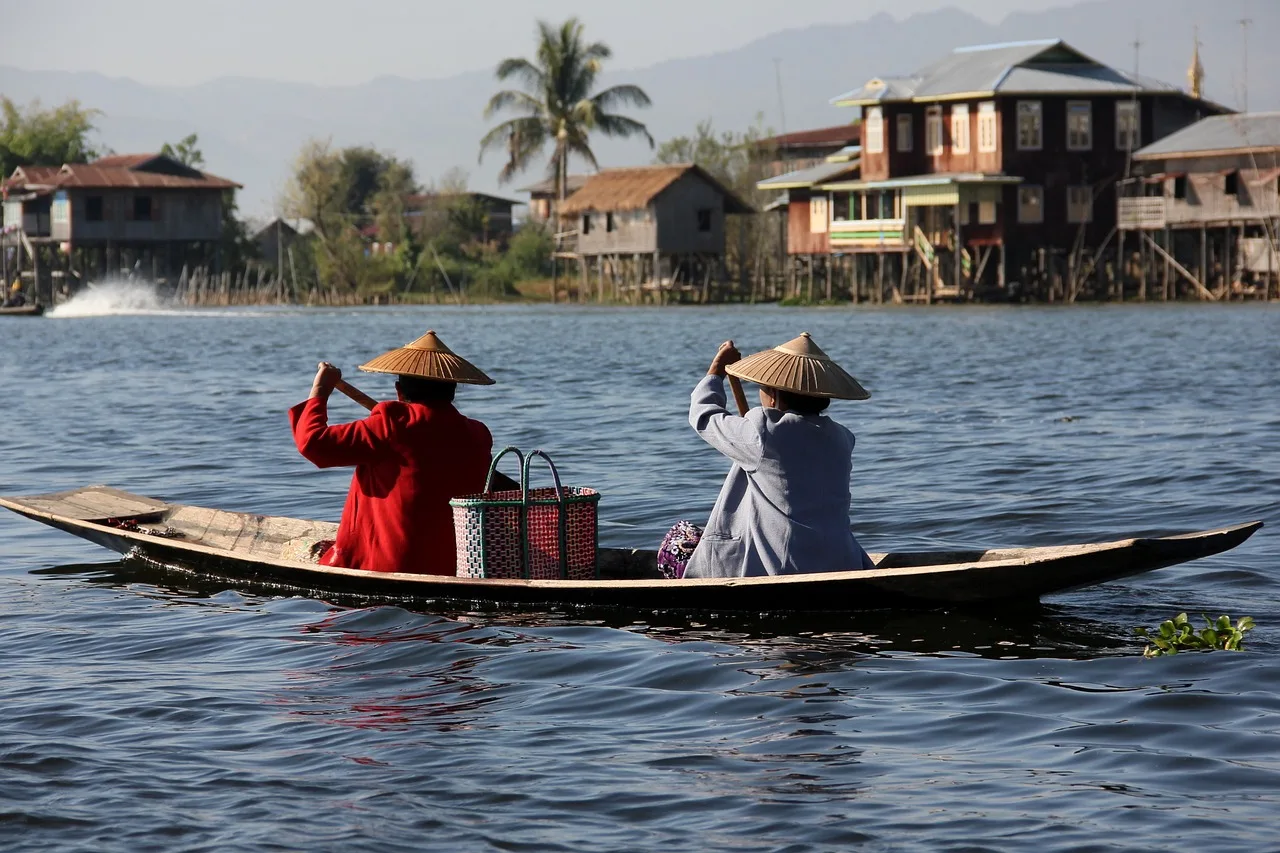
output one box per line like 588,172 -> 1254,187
818,38 -> 1226,302
1119,111 -> 1280,300
556,165 -> 754,301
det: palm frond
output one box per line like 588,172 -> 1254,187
591,84 -> 652,112
595,114 -> 655,147
484,89 -> 546,119
495,57 -> 544,91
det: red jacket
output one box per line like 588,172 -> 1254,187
289,396 -> 492,574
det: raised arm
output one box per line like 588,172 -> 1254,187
689,341 -> 764,471
289,362 -> 389,468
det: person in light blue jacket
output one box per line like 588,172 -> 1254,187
658,332 -> 875,580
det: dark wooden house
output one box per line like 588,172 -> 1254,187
556,164 -> 754,301
758,124 -> 861,177
1119,112 -> 1279,300
2,153 -> 240,302
404,191 -> 519,243
826,39 -> 1225,301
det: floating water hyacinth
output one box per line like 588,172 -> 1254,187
1136,613 -> 1255,657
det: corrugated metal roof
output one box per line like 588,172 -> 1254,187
759,123 -> 861,149
1134,112 -> 1280,159
832,39 -> 1184,106
54,163 -> 240,190
559,164 -> 754,215
757,160 -> 860,190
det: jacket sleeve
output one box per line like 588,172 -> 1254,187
288,397 -> 390,469
688,374 -> 764,472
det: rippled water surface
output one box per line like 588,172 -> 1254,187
2,301 -> 1278,852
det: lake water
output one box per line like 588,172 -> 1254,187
3,292 -> 1278,851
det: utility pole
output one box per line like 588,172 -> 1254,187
773,58 -> 787,136
1125,27 -> 1142,178
1238,13 -> 1252,111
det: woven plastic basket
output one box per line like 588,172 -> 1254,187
450,447 -> 599,580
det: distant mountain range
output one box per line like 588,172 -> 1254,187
1,0 -> 1273,215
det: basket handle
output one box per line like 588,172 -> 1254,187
520,449 -> 570,578
485,446 -> 525,493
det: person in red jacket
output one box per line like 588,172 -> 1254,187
289,330 -> 494,574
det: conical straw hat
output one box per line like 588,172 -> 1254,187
358,330 -> 495,385
726,332 -> 869,400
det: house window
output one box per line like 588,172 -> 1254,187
1224,170 -> 1240,196
606,212 -> 615,232
865,107 -> 884,153
1018,185 -> 1043,223
52,195 -> 70,225
808,197 -> 828,234
978,101 -> 998,153
951,104 -> 970,154
978,199 -> 997,224
1067,101 -> 1092,151
925,106 -> 943,155
581,214 -> 591,235
696,208 -> 713,232
1116,101 -> 1140,151
1017,101 -> 1042,151
86,196 -> 104,221
896,114 -> 913,152
133,195 -> 153,221
1172,175 -> 1188,200
831,193 -> 850,221
1067,186 -> 1093,223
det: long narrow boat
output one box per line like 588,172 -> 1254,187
0,303 -> 44,317
0,485 -> 1261,612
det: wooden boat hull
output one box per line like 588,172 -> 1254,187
0,303 -> 44,317
0,486 -> 1262,612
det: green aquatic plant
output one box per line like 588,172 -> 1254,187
1136,613 -> 1255,657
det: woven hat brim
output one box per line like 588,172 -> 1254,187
727,350 -> 869,400
358,349 -> 495,385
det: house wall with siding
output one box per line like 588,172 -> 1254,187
787,190 -> 830,255
655,173 -> 728,255
575,207 -> 658,255
1128,154 -> 1280,226
55,189 -> 224,242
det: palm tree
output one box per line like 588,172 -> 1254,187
479,18 -> 654,211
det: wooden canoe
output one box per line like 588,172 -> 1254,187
0,485 -> 1262,612
0,303 -> 44,317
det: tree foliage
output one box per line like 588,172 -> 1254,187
479,18 -> 654,200
656,119 -> 779,294
0,97 -> 101,176
159,132 -> 205,167
280,140 -> 543,300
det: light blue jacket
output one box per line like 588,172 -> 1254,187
684,374 -> 874,578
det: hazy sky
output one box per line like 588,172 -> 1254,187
3,0 -> 1075,86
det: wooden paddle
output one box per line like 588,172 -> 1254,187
333,378 -> 520,491
728,375 -> 750,416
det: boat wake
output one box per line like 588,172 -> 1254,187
46,280 -> 173,318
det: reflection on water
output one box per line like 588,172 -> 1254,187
4,305 -> 1279,851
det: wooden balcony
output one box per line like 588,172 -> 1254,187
828,218 -> 907,250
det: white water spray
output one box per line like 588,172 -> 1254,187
46,280 -> 171,318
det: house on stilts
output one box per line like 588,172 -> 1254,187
555,164 -> 754,302
1118,111 -> 1280,301
774,38 -> 1227,303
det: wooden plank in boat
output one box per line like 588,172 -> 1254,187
6,486 -> 169,522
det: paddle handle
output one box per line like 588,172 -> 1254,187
728,376 -> 749,416
336,379 -> 378,411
